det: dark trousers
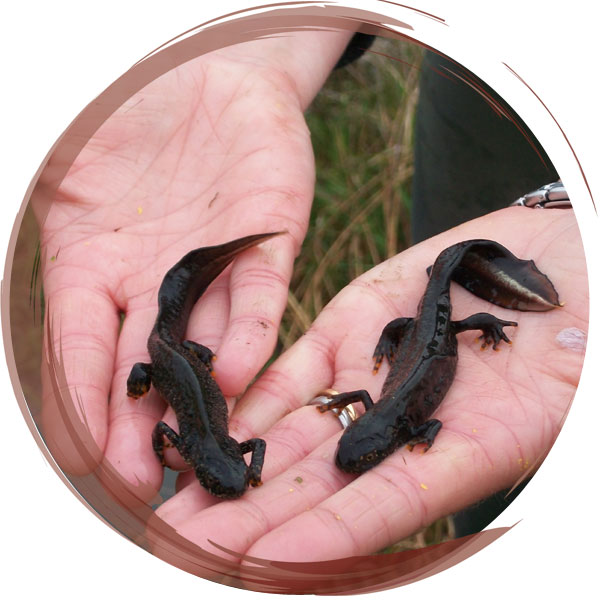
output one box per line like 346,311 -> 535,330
412,51 -> 558,242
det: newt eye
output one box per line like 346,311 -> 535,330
364,451 -> 377,462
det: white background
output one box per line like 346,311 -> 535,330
2,1 -> 598,598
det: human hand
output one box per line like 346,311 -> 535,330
35,31 -> 354,496
152,207 -> 586,562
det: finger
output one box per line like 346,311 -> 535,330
184,266 -> 232,354
157,354 -> 550,564
154,404 -> 345,530
242,343 -> 570,562
102,307 -> 167,497
154,474 -> 221,526
243,427 -> 519,562
182,266 -> 244,415
228,287 -> 392,439
228,329 -> 337,440
152,436 -> 351,561
41,286 -> 119,475
215,234 -> 295,397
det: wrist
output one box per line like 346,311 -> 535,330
212,29 -> 357,110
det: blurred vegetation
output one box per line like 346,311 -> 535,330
280,37 -> 422,350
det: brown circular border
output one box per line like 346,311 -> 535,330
2,2 -> 587,594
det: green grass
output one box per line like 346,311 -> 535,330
280,38 -> 422,350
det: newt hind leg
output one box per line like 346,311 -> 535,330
152,422 -> 184,466
182,340 -> 216,373
452,312 -> 518,350
407,419 -> 443,452
240,438 -> 266,487
127,362 -> 153,398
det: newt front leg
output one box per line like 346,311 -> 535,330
181,340 -> 216,374
126,362 -> 153,398
315,390 -> 375,414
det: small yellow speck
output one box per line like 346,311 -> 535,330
472,428 -> 477,433
420,483 -> 428,490
137,206 -> 143,215
84,241 -> 91,246
50,255 -> 56,262
334,513 -> 342,520
294,476 -> 303,484
288,488 -> 294,493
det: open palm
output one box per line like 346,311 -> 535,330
36,47 -> 315,495
152,208 -> 586,562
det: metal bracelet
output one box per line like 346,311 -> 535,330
511,180 -> 571,209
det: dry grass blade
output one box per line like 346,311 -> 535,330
280,38 -> 423,349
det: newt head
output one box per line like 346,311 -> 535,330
191,437 -> 249,499
335,413 -> 400,474
194,457 -> 248,499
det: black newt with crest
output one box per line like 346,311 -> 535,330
127,232 -> 283,499
317,239 -> 561,474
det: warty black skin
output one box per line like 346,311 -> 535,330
318,239 -> 561,474
127,232 -> 282,499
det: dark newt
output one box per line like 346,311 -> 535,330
317,239 -> 561,474
127,232 -> 283,499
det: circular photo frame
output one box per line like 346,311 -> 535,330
3,1 -> 593,596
